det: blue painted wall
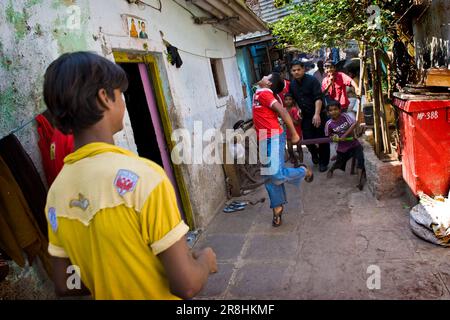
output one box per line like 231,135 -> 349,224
237,47 -> 255,116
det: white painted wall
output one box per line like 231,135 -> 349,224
1,0 -> 248,299
88,0 -> 246,227
1,0 -> 247,231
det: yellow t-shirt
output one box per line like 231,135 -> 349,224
45,142 -> 189,300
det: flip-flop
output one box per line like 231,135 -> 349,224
223,205 -> 246,213
231,200 -> 248,206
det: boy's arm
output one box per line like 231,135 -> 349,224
341,122 -> 358,139
51,257 -> 91,297
271,101 -> 299,143
341,115 -> 358,139
159,238 -> 217,299
351,79 -> 361,97
313,78 -> 324,128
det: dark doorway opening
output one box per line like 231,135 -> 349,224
119,63 -> 163,166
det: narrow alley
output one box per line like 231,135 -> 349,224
0,0 -> 449,303
195,150 -> 450,300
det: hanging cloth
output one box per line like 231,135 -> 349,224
0,134 -> 48,236
0,156 -> 51,276
35,113 -> 74,186
166,45 -> 183,68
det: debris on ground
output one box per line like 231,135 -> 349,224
409,191 -> 450,246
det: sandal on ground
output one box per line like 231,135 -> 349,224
231,200 -> 248,206
223,203 -> 246,213
272,206 -> 283,227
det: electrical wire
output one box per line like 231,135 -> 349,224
176,47 -> 236,60
2,117 -> 36,139
171,0 -> 196,18
136,0 -> 162,12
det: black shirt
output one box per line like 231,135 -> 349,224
289,74 -> 323,118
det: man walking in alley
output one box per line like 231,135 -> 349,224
289,60 -> 330,172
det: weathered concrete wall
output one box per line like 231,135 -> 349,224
0,0 -> 246,226
413,0 -> 450,72
362,140 -> 406,200
0,0 -> 246,297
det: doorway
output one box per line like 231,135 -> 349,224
115,54 -> 193,228
119,63 -> 164,166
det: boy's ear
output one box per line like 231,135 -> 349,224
97,88 -> 110,109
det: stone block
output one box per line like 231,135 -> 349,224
362,140 -> 406,200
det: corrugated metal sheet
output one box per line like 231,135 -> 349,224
236,0 -> 298,43
257,0 -> 295,23
190,0 -> 268,35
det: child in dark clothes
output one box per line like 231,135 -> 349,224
284,93 -> 303,167
324,100 -> 366,190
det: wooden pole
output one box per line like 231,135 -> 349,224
375,49 -> 392,155
356,42 -> 367,124
377,49 -> 393,99
370,48 -> 382,157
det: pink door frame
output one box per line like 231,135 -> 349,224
138,63 -> 185,217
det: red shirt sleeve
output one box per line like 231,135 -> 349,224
341,72 -> 353,86
289,108 -> 299,121
259,91 -> 278,109
321,77 -> 329,91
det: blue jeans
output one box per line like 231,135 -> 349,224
260,133 -> 306,208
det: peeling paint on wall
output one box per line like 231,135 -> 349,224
5,0 -> 31,41
50,0 -> 90,54
0,41 -> 13,71
0,87 -> 16,125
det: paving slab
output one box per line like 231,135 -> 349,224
194,157 -> 450,300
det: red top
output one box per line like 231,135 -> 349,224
286,107 -> 302,140
252,88 -> 283,140
322,72 -> 353,110
278,79 -> 291,105
35,114 -> 74,186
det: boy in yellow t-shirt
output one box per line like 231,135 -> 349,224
43,51 -> 217,299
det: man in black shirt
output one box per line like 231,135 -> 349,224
289,60 -> 330,171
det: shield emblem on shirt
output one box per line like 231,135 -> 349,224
114,169 -> 139,196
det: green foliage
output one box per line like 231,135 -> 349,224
273,0 -> 293,8
271,0 -> 409,52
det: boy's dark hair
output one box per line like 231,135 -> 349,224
270,72 -> 285,94
284,92 -> 294,99
324,59 -> 335,67
290,59 -> 305,69
43,51 -> 128,134
325,97 -> 341,111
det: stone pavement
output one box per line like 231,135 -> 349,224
194,154 -> 450,300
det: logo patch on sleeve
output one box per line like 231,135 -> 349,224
48,207 -> 58,232
114,169 -> 139,196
